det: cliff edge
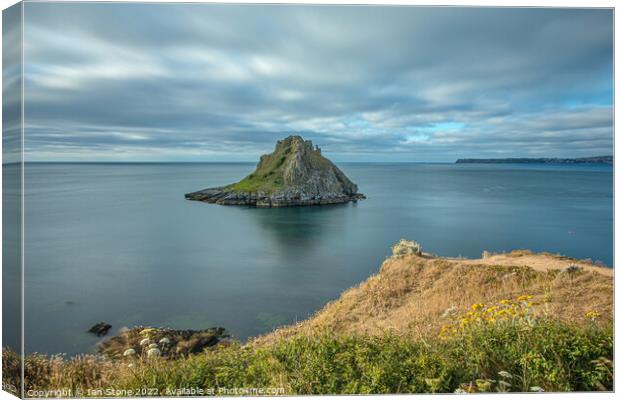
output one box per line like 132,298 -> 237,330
255,242 -> 612,345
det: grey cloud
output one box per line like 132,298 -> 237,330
20,3 -> 613,161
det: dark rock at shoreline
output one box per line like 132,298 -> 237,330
186,186 -> 366,207
185,135 -> 366,207
98,326 -> 229,359
88,322 -> 112,337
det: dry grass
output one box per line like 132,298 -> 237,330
255,251 -> 613,345
470,249 -> 612,276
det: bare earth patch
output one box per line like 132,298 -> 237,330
461,249 -> 612,277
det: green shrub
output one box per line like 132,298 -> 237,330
11,317 -> 613,396
391,239 -> 422,257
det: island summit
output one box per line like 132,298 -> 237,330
185,135 -> 365,207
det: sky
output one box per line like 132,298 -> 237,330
21,3 -> 613,162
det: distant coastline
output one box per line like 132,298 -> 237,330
455,155 -> 612,165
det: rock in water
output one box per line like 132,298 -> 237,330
185,135 -> 366,207
88,322 -> 112,336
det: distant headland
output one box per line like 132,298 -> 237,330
185,135 -> 365,207
455,155 -> 612,165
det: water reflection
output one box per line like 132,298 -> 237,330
245,204 -> 354,257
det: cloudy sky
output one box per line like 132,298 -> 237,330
22,3 -> 613,162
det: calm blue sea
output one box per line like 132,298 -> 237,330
21,162 -> 612,355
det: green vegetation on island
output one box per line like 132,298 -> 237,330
228,138 -> 295,194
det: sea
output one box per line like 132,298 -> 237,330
14,162 -> 613,355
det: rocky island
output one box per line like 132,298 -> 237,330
185,135 -> 365,207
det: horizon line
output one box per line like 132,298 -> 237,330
7,160 -> 457,165
2,156 -> 613,166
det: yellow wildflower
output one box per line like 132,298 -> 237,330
139,328 -> 157,336
585,311 -> 600,320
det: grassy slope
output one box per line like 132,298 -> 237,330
8,320 -> 612,394
256,250 -> 613,344
4,249 -> 614,395
229,141 -> 292,193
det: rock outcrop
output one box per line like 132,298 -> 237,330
185,135 -> 365,207
98,326 -> 228,359
88,322 -> 112,337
